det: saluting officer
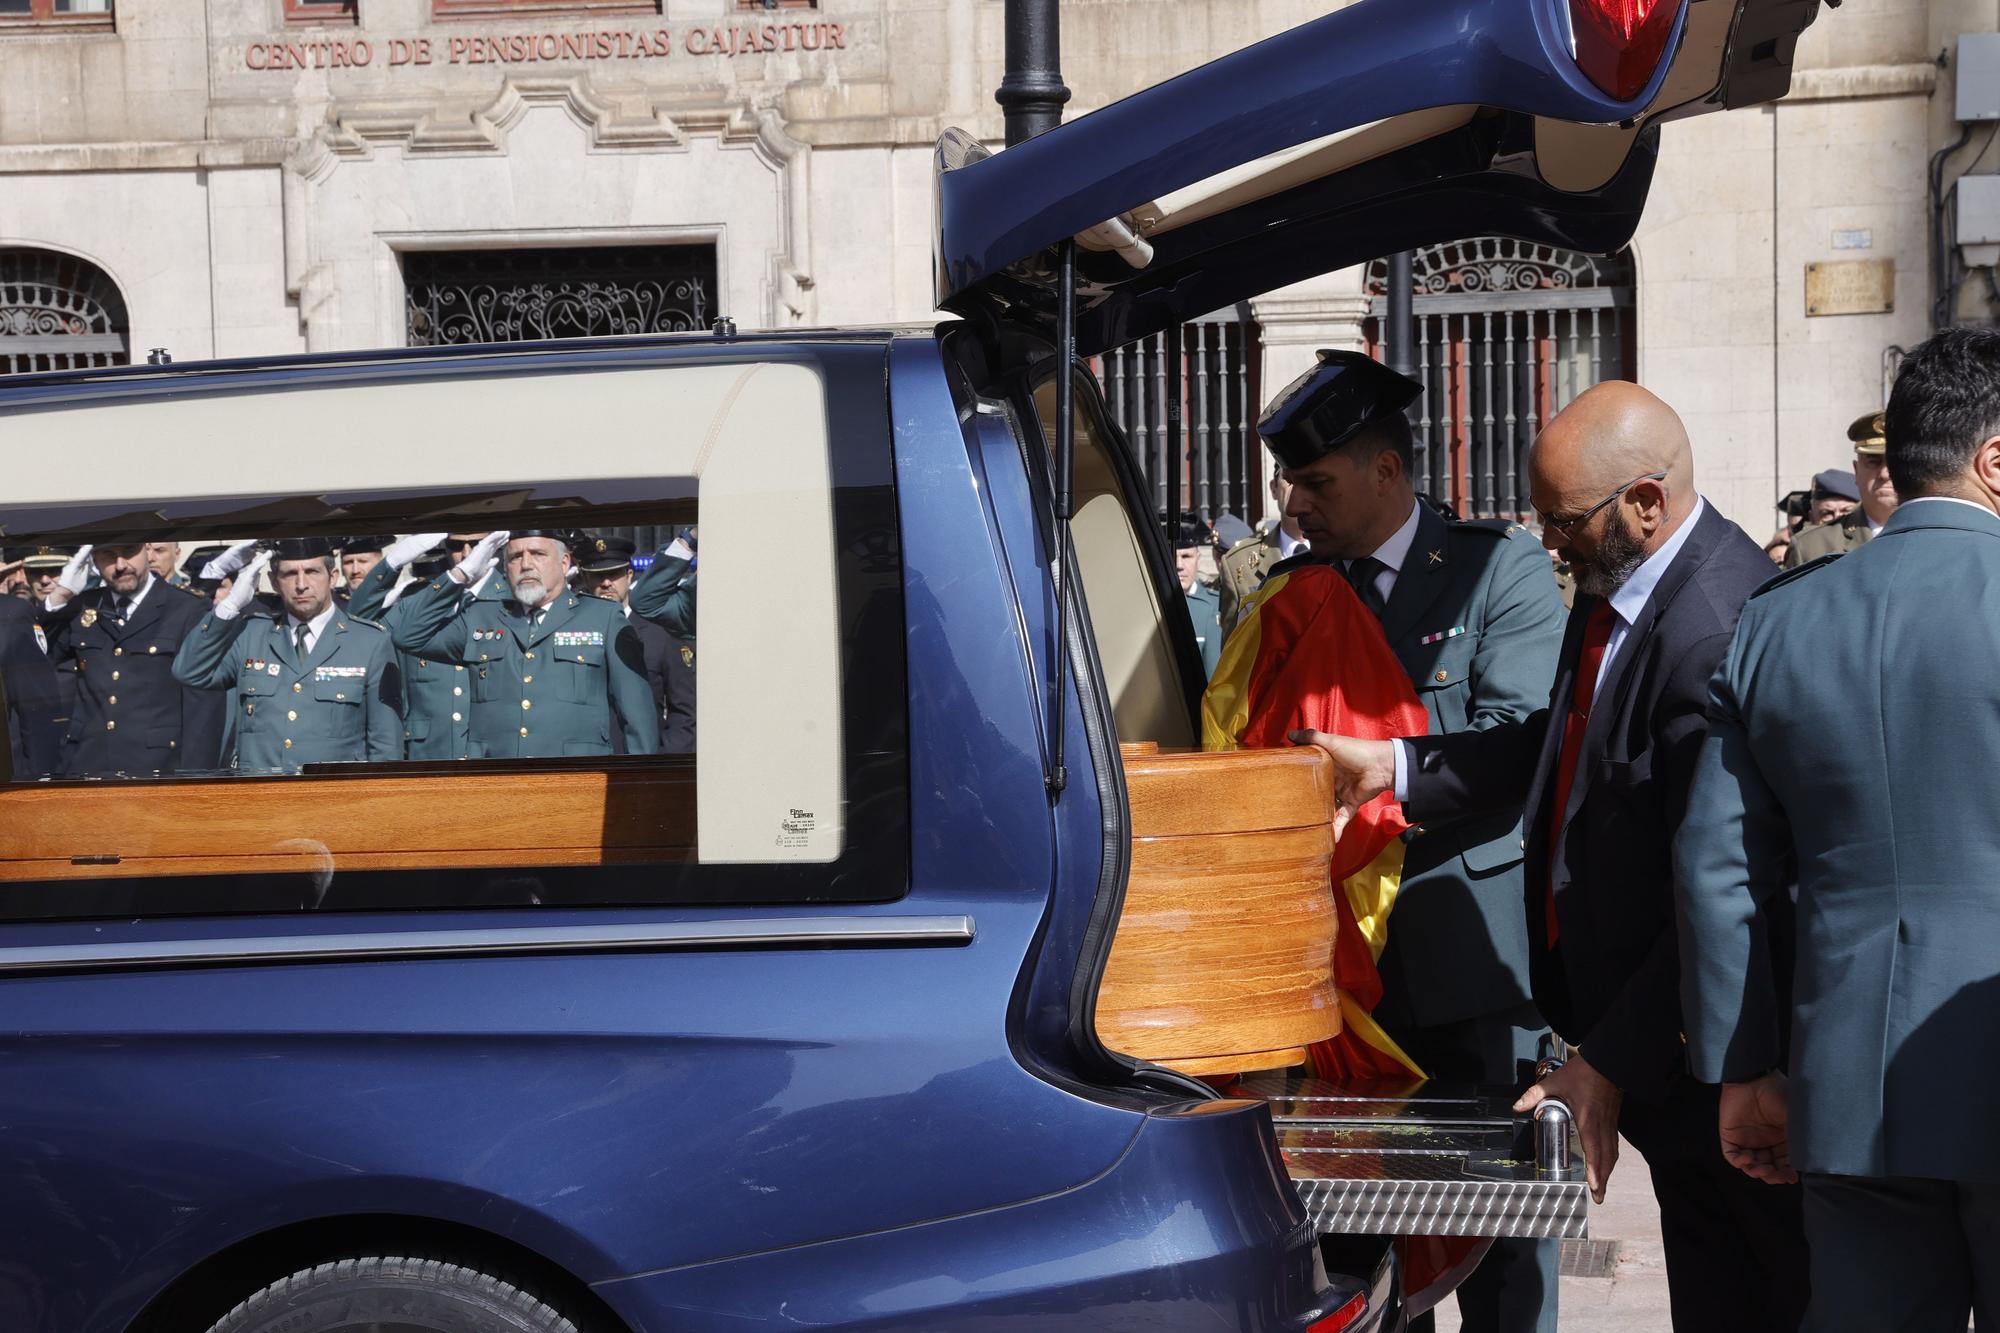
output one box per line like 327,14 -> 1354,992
336,536 -> 391,606
631,528 -> 696,638
348,532 -> 509,760
1784,410 -> 1900,568
174,540 -> 402,773
38,540 -> 225,775
576,534 -> 695,753
1173,513 -> 1223,677
1217,466 -> 1310,637
390,530 -> 659,758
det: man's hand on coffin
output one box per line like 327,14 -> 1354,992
449,530 -> 510,587
1515,1053 -> 1622,1204
214,552 -> 271,621
1287,730 -> 1395,841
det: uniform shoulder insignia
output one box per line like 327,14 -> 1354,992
344,614 -> 388,631
1750,553 -> 1843,599
1222,532 -> 1266,558
1268,550 -> 1337,578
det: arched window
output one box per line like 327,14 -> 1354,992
1367,238 -> 1635,520
0,248 -> 130,375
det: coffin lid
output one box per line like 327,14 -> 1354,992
935,0 -> 1823,355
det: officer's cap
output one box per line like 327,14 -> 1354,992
409,546 -> 452,580
1258,349 -> 1422,471
268,537 -> 337,563
1847,411 -> 1887,457
7,544 -> 76,569
575,534 -> 637,573
1173,512 -> 1210,550
341,535 -> 393,555
1811,469 -> 1860,503
1212,512 -> 1253,550
509,529 -> 579,548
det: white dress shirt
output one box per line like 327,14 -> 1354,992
1278,527 -> 1310,560
285,603 -> 338,658
1344,497 -> 1421,605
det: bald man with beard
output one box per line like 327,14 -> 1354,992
1297,382 -> 1809,1331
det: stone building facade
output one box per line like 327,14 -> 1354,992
0,0 -> 1994,531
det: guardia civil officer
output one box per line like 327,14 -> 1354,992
1783,411 -> 1900,568
337,535 -> 391,605
1173,513 -> 1223,677
1677,329 -> 2000,1332
174,541 -> 401,772
1217,465 -> 1310,637
576,534 -> 694,753
348,532 -> 508,760
631,528 -> 696,638
1264,349 -> 1565,1333
390,530 -> 659,758
39,541 -> 225,775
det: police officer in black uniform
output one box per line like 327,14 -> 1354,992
575,534 -> 695,754
38,540 -> 226,776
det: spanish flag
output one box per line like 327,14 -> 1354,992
1201,561 -> 1429,1082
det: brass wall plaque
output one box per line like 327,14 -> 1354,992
1805,259 -> 1895,317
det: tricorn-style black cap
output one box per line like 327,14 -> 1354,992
575,534 -> 638,573
409,546 -> 452,580
1173,512 -> 1210,550
340,535 -> 392,554
1257,349 -> 1422,470
509,529 -> 579,546
268,537 -> 337,562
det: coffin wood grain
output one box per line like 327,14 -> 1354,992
1096,744 -> 1341,1075
0,768 -> 695,881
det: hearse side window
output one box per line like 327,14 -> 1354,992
0,350 -> 908,919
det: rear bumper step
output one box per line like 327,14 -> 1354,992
1241,1075 -> 1590,1241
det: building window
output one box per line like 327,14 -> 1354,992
0,0 -> 114,28
403,245 -> 718,346
431,0 -> 660,17
0,248 -> 130,374
1363,238 -> 1637,521
283,0 -> 356,23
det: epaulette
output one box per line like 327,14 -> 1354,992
341,613 -> 388,631
1454,518 -> 1517,538
1750,552 -> 1842,599
1222,532 -> 1267,557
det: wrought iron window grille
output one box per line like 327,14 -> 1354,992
403,245 -> 718,347
0,248 -> 130,375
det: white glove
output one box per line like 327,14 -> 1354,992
664,537 -> 694,563
200,539 -> 259,580
213,552 -> 269,621
383,531 -> 447,569
449,530 -> 509,587
45,544 -> 94,610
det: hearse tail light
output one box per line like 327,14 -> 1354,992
1567,0 -> 1681,102
1306,1291 -> 1369,1333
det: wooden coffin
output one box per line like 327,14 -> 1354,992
1095,743 -> 1340,1076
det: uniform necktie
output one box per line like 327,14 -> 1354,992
115,598 -> 133,623
295,623 -> 311,658
1544,599 -> 1618,949
1344,556 -> 1389,619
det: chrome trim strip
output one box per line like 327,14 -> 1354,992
0,915 -> 975,975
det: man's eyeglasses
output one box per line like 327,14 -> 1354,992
1536,471 -> 1668,541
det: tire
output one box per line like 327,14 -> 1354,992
202,1255 -> 589,1333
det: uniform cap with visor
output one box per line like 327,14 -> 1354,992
1847,411 -> 1887,458
1257,349 -> 1422,470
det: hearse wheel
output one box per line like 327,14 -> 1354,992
203,1256 -> 589,1333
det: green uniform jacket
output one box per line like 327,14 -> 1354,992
1677,500 -> 2000,1180
347,559 -> 508,760
631,550 -> 696,639
1217,527 -> 1288,639
1781,505 -> 1876,568
1184,580 -> 1222,677
173,609 -> 402,773
389,578 -> 660,758
1370,504 -> 1567,1032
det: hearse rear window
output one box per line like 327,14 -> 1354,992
0,349 -> 907,919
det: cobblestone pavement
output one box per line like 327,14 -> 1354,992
1437,1137 -> 1673,1332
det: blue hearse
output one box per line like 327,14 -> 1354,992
0,0 -> 1819,1329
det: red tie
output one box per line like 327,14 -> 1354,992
1545,600 -> 1617,949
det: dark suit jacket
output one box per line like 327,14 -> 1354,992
1679,499 -> 2000,1181
42,580 -> 226,776
0,596 -> 61,778
618,608 -> 694,755
1404,502 -> 1773,1102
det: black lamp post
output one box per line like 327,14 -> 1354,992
997,0 -> 1071,147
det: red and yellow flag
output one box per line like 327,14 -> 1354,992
1201,563 -> 1429,1082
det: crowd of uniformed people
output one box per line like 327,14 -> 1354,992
0,527 -> 698,779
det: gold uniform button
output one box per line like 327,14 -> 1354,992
246,704 -> 256,716
521,700 -> 532,710
283,738 -> 293,749
451,711 -> 462,722
293,683 -> 303,694
1434,670 -> 1448,682
521,675 -> 532,684
519,726 -> 529,737
419,660 -> 429,669
111,671 -> 120,681
287,710 -> 298,722
105,720 -> 116,731
148,645 -> 157,654
335,692 -> 345,700
113,647 -> 123,657
107,695 -> 117,706
524,651 -> 535,660
452,686 -> 463,697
